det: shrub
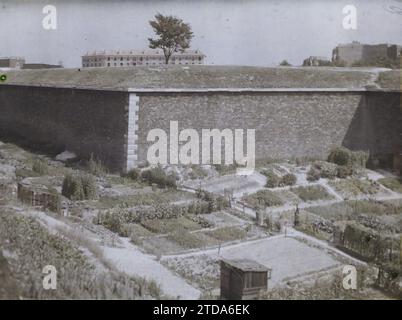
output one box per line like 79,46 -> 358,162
62,173 -> 97,200
196,190 -> 230,212
87,154 -> 106,176
243,190 -> 283,208
307,167 -> 321,182
279,60 -> 292,66
141,166 -> 177,189
328,147 -> 350,166
262,169 -> 281,188
81,174 -> 97,200
378,178 -> 402,194
281,173 -> 297,186
336,165 -> 354,179
328,147 -> 368,168
125,169 -> 140,181
32,158 -> 48,175
313,161 -> 338,179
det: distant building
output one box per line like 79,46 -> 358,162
22,63 -> 63,70
0,57 -> 25,69
82,49 -> 206,68
332,42 -> 402,66
303,56 -> 331,67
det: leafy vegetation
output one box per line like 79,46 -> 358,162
242,190 -> 283,208
378,178 -> 402,194
141,166 -> 177,189
292,185 -> 333,202
62,173 -> 97,200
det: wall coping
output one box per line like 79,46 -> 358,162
128,87 -> 401,93
0,83 -> 400,93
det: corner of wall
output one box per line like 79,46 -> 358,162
126,93 -> 139,172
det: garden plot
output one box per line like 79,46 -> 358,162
136,223 -> 267,255
183,172 -> 266,197
306,199 -> 402,233
162,236 -> 342,291
291,185 -> 335,202
329,179 -> 390,199
378,177 -> 402,194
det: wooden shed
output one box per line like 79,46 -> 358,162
220,259 -> 271,300
17,179 -> 61,214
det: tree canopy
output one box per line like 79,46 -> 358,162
148,13 -> 194,64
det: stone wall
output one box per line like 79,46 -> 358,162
0,85 -> 400,172
0,85 -> 129,171
136,91 -> 401,166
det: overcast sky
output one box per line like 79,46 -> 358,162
0,0 -> 401,67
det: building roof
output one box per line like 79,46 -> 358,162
0,65 -> 400,92
83,49 -> 205,57
221,259 -> 269,272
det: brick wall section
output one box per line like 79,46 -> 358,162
0,85 -> 129,171
137,92 -> 401,165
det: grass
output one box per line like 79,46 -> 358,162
0,209 -> 160,299
274,190 -> 301,204
292,185 -> 333,202
242,190 -> 284,208
330,179 -> 382,197
205,226 -> 247,242
127,223 -> 154,238
167,230 -> 210,249
378,178 -> 402,194
308,199 -> 402,220
140,216 -> 202,234
97,190 -> 195,209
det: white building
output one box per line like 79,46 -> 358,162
82,49 -> 205,68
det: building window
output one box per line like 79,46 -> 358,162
107,63 -> 110,67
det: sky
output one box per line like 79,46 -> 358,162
0,0 -> 401,67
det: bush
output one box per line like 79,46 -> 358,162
141,166 -> 177,189
81,174 -> 97,200
336,165 -> 354,179
279,60 -> 292,66
87,154 -> 106,176
196,190 -> 230,212
328,147 -> 350,166
243,190 -> 283,208
313,161 -> 338,179
328,147 -> 368,168
307,167 -> 321,182
125,169 -> 140,181
281,173 -> 297,186
32,158 -> 48,175
262,169 -> 281,188
62,173 -> 97,200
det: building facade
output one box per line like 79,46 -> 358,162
82,49 -> 205,68
0,57 -> 25,69
332,42 -> 402,66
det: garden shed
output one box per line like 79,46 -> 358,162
220,259 -> 271,300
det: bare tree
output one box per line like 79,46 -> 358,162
148,13 -> 194,64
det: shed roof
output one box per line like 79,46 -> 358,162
221,259 -> 269,272
0,65 -> 400,92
